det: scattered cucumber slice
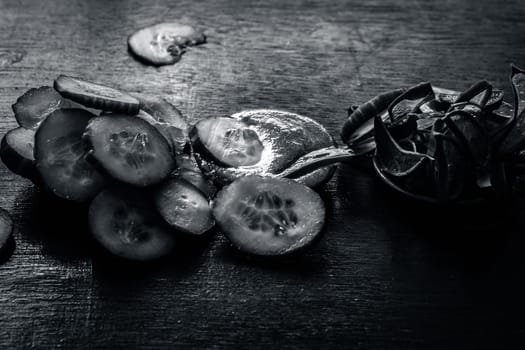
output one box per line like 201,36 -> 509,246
83,114 -> 175,187
0,208 -> 14,255
0,127 -> 38,182
54,75 -> 140,114
12,86 -> 75,129
190,117 -> 264,167
128,23 -> 206,66
89,187 -> 176,261
213,176 -> 325,256
35,109 -> 107,202
155,177 -> 214,235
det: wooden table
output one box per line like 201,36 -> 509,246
1,0 -> 525,348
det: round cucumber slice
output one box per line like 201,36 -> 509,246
89,187 -> 176,261
190,117 -> 264,167
155,177 -> 214,235
0,207 -> 14,255
213,176 -> 325,256
128,22 -> 206,66
34,109 -> 107,202
0,127 -> 38,182
83,114 -> 175,187
12,86 -> 75,129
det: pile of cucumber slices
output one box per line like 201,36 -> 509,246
0,76 -> 327,261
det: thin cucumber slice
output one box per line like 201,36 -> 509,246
213,176 -> 325,256
190,117 -> 264,167
0,208 -> 14,255
155,177 -> 214,235
128,23 -> 206,66
54,75 -> 139,114
1,127 -> 38,182
34,108 -> 107,201
89,187 -> 176,261
83,114 -> 175,186
12,86 -> 76,129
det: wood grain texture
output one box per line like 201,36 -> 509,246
1,0 -> 525,349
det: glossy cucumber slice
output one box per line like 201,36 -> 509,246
54,75 -> 140,114
155,177 -> 214,235
12,86 -> 76,129
89,187 -> 176,261
35,109 -> 107,201
83,114 -> 175,186
0,207 -> 14,255
190,117 -> 264,167
0,127 -> 38,182
128,23 -> 206,66
213,176 -> 325,256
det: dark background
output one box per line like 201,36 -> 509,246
1,0 -> 525,349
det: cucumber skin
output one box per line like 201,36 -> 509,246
53,77 -> 140,115
0,132 -> 41,185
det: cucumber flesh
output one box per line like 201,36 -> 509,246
12,86 -> 76,129
155,178 -> 214,235
128,23 -> 206,66
35,109 -> 107,202
83,114 -> 175,187
190,117 -> 264,167
213,176 -> 325,256
89,187 -> 176,261
1,127 -> 38,182
54,75 -> 140,114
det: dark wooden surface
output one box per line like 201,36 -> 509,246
1,0 -> 525,348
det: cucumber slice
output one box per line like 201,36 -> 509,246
89,187 -> 176,261
54,75 -> 140,114
175,153 -> 216,198
190,117 -> 264,167
1,127 -> 38,182
11,86 -> 76,129
213,176 -> 325,256
0,207 -> 14,255
134,95 -> 188,154
128,23 -> 206,66
83,114 -> 175,186
155,177 -> 214,235
35,108 -> 107,202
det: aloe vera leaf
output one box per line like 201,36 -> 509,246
454,80 -> 493,108
374,116 -> 430,177
387,82 -> 434,121
443,110 -> 489,166
276,146 -> 356,179
496,64 -> 525,155
341,88 -> 406,145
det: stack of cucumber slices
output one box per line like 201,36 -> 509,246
0,75 -> 328,261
